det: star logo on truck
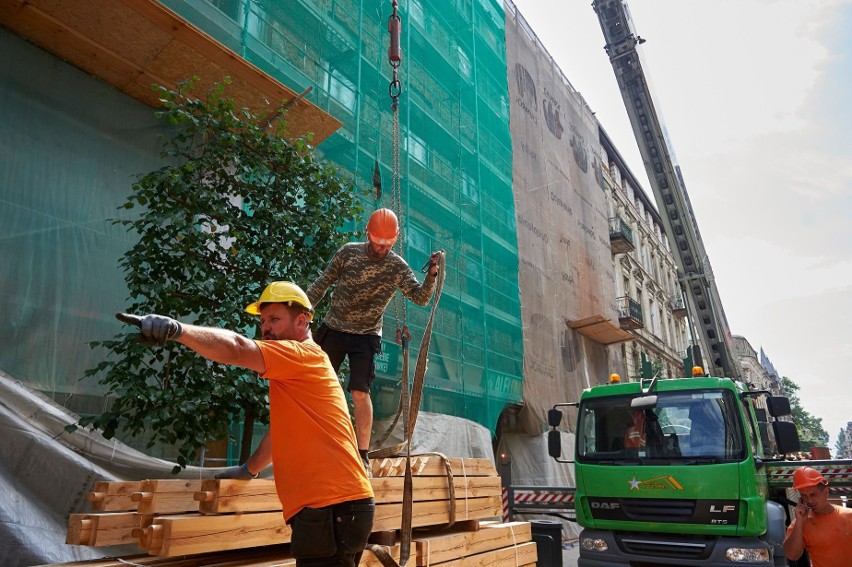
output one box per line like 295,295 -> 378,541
627,475 -> 684,491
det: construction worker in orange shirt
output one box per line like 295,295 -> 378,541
219,209 -> 441,479
784,466 -> 852,566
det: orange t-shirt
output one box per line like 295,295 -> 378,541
624,411 -> 646,449
255,339 -> 373,522
785,505 -> 852,567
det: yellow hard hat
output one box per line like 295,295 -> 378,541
245,281 -> 313,320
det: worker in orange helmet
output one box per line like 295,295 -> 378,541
221,209 -> 441,478
784,466 -> 852,566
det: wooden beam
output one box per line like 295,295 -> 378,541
373,496 -> 502,533
433,541 -> 537,567
143,512 -> 291,556
133,479 -> 204,515
372,475 -> 501,503
140,495 -> 501,556
195,478 -> 278,515
371,457 -> 497,478
66,512 -> 145,547
196,475 -> 501,514
414,522 -> 532,566
85,481 -> 141,511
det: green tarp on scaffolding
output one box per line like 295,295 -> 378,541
0,0 -> 524,447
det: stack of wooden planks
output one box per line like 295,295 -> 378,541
43,456 -> 539,567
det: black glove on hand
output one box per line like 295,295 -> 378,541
116,313 -> 183,346
214,463 -> 258,480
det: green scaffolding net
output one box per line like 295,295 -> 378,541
161,0 -> 524,435
0,0 -> 524,458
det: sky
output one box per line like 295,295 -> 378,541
509,0 -> 852,450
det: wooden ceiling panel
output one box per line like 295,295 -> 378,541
0,0 -> 341,143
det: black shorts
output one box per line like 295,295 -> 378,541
314,324 -> 382,393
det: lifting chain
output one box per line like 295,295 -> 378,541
387,0 -> 402,110
388,0 -> 408,347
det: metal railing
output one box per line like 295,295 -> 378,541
617,296 -> 643,323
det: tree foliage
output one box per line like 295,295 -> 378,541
779,376 -> 829,450
836,428 -> 849,459
75,78 -> 364,471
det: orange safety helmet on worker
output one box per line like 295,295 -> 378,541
245,281 -> 314,320
366,208 -> 400,246
792,466 -> 828,490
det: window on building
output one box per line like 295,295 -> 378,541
326,68 -> 356,112
407,132 -> 428,165
461,171 -> 478,204
458,46 -> 472,81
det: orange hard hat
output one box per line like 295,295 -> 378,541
792,466 -> 827,490
366,208 -> 399,246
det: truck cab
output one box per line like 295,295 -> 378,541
555,375 -> 800,566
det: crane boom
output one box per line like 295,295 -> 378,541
592,0 -> 741,379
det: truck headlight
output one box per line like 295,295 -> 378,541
725,547 -> 770,562
580,537 -> 608,552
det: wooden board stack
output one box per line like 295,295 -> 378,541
43,456 -> 540,567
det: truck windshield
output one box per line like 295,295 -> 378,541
577,389 -> 746,463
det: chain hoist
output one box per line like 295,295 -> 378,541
387,0 -> 409,348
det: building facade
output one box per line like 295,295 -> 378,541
600,132 -> 690,381
735,337 -> 781,393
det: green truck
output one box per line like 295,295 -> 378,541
544,373 -> 851,566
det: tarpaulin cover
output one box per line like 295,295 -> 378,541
0,370 -> 497,567
504,4 -> 621,435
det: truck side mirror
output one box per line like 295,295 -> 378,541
548,429 -> 563,460
766,396 -> 792,418
548,408 -> 563,427
772,420 -> 800,455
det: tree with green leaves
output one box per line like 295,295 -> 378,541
74,78 -> 364,472
779,376 -> 829,450
836,427 -> 849,459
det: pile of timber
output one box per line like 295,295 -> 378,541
42,456 -> 539,567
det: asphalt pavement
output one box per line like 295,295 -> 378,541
562,539 -> 580,566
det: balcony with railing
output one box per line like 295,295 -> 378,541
617,296 -> 644,330
609,216 -> 635,254
670,294 -> 687,319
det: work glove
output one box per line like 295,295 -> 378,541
214,463 -> 259,480
422,250 -> 444,276
115,312 -> 183,346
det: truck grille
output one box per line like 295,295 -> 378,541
620,498 -> 695,522
616,532 -> 713,560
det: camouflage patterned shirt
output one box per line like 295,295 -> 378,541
307,242 -> 436,336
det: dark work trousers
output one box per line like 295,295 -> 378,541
314,323 -> 382,393
290,497 -> 375,567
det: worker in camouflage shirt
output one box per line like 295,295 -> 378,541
217,209 -> 439,480
310,209 -> 439,471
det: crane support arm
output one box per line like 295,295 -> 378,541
592,0 -> 741,379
